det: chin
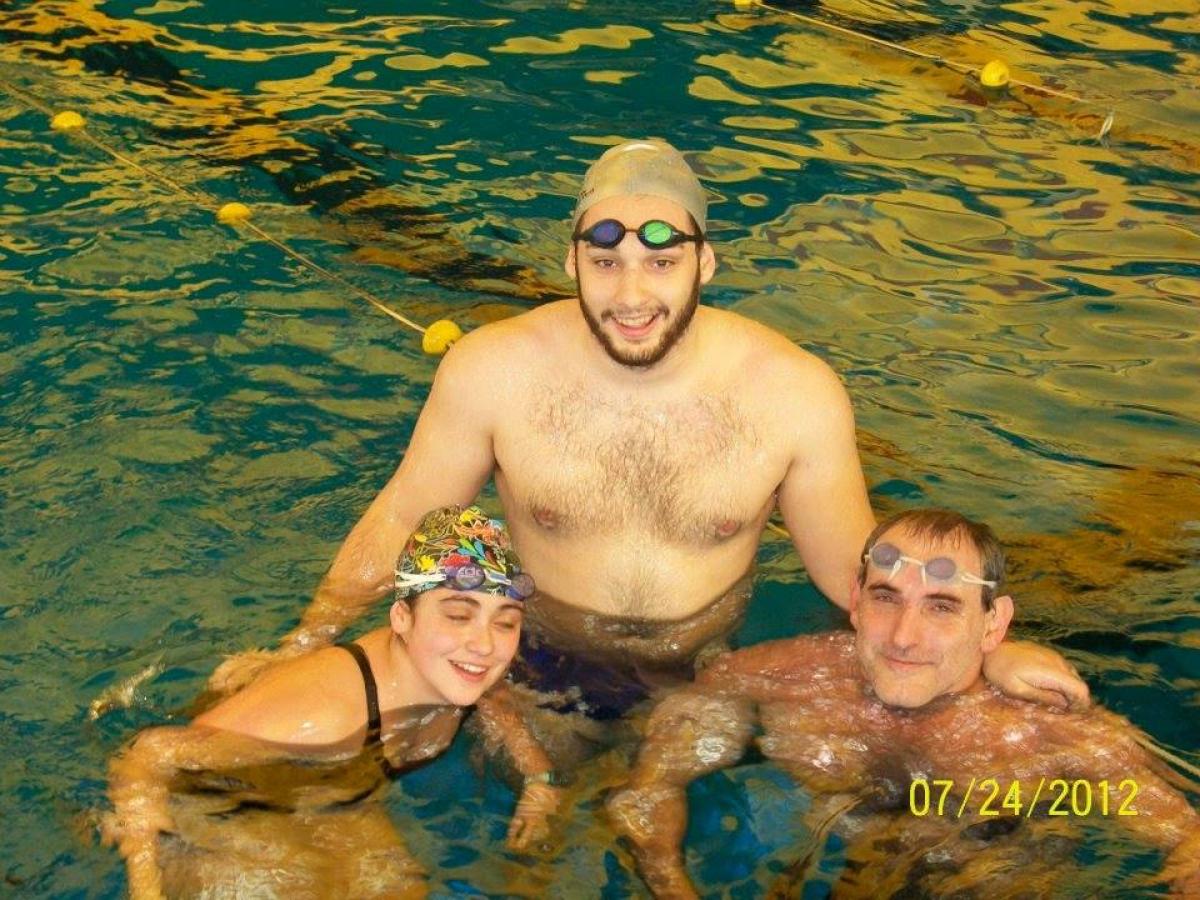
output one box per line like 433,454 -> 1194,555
872,677 -> 937,709
439,670 -> 505,706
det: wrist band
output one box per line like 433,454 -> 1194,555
524,770 -> 569,788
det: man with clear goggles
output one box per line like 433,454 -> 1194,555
611,508 -> 1198,898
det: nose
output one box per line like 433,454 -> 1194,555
614,257 -> 651,309
889,602 -> 922,651
464,621 -> 494,657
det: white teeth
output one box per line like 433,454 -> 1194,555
452,661 -> 486,674
615,314 -> 654,327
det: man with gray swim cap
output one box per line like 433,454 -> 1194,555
574,139 -> 709,231
213,138 -> 1087,769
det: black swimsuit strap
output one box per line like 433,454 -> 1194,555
338,642 -> 382,745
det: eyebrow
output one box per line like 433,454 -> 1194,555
440,595 -> 480,608
440,595 -> 524,614
866,582 -> 964,608
925,593 -> 963,608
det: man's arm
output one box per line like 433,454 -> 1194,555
209,336 -> 499,693
774,357 -> 874,611
608,689 -> 755,899
473,685 -> 565,852
610,636 -> 852,897
289,337 -> 499,645
1057,712 -> 1200,893
982,638 -> 1090,710
606,645 -> 798,898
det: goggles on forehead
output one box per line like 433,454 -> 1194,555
395,564 -> 536,602
573,218 -> 703,250
864,542 -> 997,589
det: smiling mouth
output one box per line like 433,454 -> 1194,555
608,311 -> 660,339
883,656 -> 930,670
449,660 -> 489,681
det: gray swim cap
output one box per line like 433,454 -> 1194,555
573,139 -> 707,232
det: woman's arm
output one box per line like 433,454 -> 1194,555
105,647 -> 360,896
103,724 -> 305,899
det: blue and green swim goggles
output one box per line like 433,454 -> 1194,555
572,218 -> 704,250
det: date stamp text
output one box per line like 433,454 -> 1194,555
908,778 -> 1140,818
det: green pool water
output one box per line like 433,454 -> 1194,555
1,0 -> 1197,896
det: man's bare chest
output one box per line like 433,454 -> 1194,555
497,386 -> 776,541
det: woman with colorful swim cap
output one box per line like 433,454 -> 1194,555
104,506 -> 559,899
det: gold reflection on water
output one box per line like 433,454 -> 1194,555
583,70 -> 639,85
1008,463 -> 1200,615
0,1 -> 570,303
491,25 -> 653,56
855,427 -> 1199,617
382,52 -> 488,72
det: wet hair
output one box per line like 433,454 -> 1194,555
857,508 -> 1005,610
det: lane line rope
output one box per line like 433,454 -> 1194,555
0,75 -> 428,336
746,0 -> 1195,140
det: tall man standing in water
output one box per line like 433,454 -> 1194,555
214,139 -> 1085,762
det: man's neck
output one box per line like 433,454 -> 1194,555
576,304 -> 709,389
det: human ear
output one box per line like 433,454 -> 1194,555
390,600 -> 414,639
848,576 -> 862,629
981,595 -> 1014,652
564,243 -> 577,280
698,241 -> 717,285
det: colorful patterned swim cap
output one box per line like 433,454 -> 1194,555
394,506 -> 534,602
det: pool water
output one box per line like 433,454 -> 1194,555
1,0 -> 1196,896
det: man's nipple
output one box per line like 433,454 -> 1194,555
714,518 -> 741,539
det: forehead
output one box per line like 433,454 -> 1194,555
414,586 -> 523,614
578,194 -> 693,231
875,524 -> 982,573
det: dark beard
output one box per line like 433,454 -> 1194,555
577,270 -> 701,368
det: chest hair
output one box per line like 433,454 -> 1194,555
523,383 -> 760,541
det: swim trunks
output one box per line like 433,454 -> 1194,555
507,572 -> 754,721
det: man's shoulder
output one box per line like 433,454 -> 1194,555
703,631 -> 856,683
699,308 -> 845,394
429,303 -> 571,401
439,303 -> 570,372
455,301 -> 571,348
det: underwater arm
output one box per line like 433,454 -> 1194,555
607,678 -> 757,899
1062,715 -> 1200,893
103,724 -> 303,900
982,638 -> 1090,710
474,684 -> 565,851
